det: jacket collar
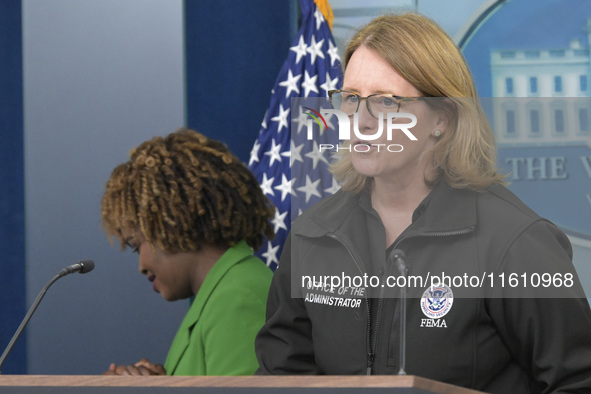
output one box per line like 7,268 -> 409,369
293,180 -> 477,237
164,240 -> 253,374
413,181 -> 477,234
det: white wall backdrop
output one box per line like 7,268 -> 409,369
23,0 -> 187,374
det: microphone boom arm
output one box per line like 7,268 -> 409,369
0,260 -> 94,373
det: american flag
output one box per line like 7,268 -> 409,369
249,0 -> 342,270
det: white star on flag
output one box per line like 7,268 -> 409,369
279,69 -> 302,98
289,35 -> 308,65
260,173 -> 275,196
261,241 -> 280,268
314,7 -> 325,30
306,36 -> 325,65
249,140 -> 260,166
248,0 -> 342,270
320,71 -> 340,93
327,40 -> 340,66
292,106 -> 311,136
305,141 -> 330,170
263,139 -> 283,167
274,174 -> 292,202
301,71 -> 319,96
271,104 -> 290,133
297,175 -> 322,203
272,210 -> 289,233
289,140 -> 304,165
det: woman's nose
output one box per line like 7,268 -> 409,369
354,101 -> 379,135
138,253 -> 148,275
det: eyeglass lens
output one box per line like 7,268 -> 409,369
331,92 -> 401,117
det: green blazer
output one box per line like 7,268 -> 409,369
164,240 -> 272,375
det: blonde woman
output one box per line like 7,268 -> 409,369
256,14 -> 591,393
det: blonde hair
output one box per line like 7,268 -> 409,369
101,128 -> 275,252
331,13 -> 504,192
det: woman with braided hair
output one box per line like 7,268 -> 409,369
101,128 -> 275,376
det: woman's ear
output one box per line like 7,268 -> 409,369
434,98 -> 456,136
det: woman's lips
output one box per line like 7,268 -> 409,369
148,275 -> 158,292
353,140 -> 376,151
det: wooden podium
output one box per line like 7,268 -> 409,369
0,375 -> 485,393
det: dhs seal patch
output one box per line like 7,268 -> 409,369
421,285 -> 453,319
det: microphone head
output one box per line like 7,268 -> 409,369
77,260 -> 95,274
389,249 -> 406,261
388,249 -> 407,275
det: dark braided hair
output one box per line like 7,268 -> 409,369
101,128 -> 275,252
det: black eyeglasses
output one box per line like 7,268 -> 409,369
328,90 -> 422,118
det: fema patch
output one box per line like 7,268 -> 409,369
421,285 -> 454,319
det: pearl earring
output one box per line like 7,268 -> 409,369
432,129 -> 441,137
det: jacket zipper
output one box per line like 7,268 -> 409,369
326,233 -> 375,375
327,226 -> 475,375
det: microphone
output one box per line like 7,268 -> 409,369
0,259 -> 95,373
388,249 -> 408,376
58,259 -> 95,276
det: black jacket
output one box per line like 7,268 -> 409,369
256,181 -> 591,393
